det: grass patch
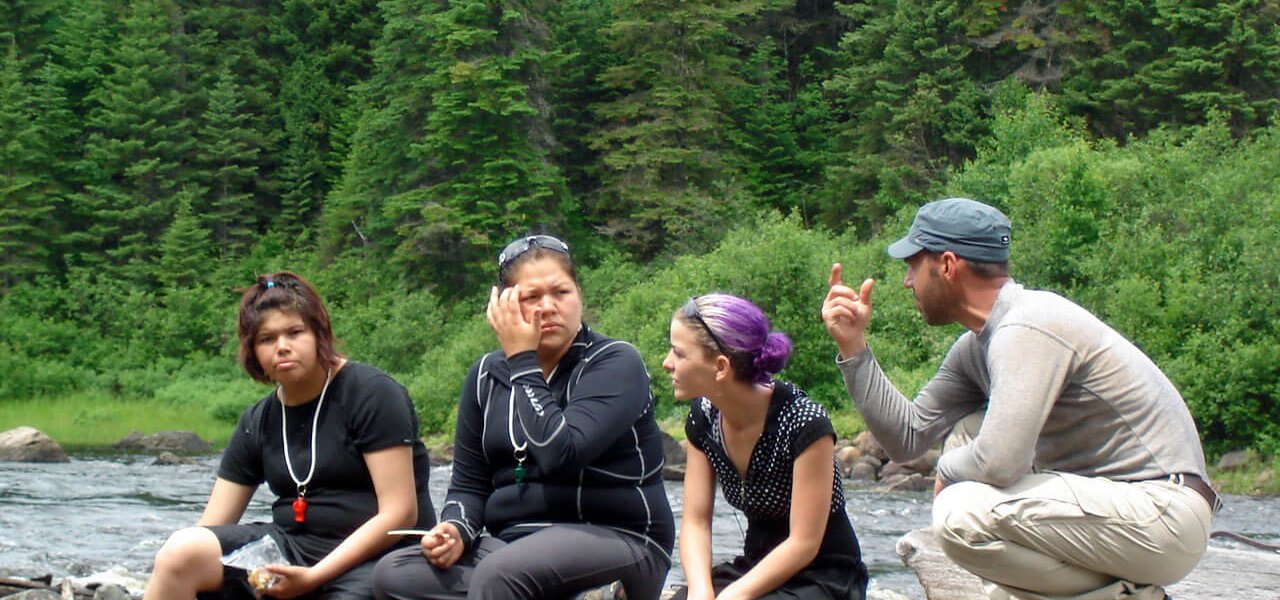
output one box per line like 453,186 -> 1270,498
0,392 -> 239,450
1209,453 -> 1280,496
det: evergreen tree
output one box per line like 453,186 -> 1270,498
329,0 -> 570,291
0,42 -> 58,290
74,0 -> 192,283
822,0 -> 991,232
277,54 -> 341,238
270,0 -> 384,239
195,64 -> 263,253
2,0 -> 63,72
724,40 -> 835,222
1060,0 -> 1280,137
154,189 -> 213,287
592,0 -> 763,258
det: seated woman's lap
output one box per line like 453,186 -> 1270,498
373,524 -> 669,600
197,523 -> 378,600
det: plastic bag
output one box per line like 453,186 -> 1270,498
221,535 -> 289,596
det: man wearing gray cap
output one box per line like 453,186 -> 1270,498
821,198 -> 1218,599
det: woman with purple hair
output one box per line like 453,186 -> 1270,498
663,294 -> 868,600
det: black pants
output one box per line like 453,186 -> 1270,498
668,555 -> 868,600
373,524 -> 670,600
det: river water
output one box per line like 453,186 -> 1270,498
2,455 -> 1278,599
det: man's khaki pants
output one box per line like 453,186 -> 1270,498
931,416 -> 1214,599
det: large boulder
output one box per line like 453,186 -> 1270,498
0,426 -> 69,463
114,430 -> 211,453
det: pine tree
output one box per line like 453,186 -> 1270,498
328,0 -> 571,291
270,0 -> 384,239
821,0 -> 991,230
0,41 -> 58,290
154,189 -> 213,287
195,64 -> 263,253
74,0 -> 192,282
1060,0 -> 1280,137
591,0 -> 764,258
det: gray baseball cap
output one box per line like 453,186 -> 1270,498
887,198 -> 1012,262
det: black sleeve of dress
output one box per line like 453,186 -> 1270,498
507,341 -> 652,475
684,399 -> 712,455
217,400 -> 265,486
790,411 -> 837,459
440,356 -> 493,549
345,369 -> 420,453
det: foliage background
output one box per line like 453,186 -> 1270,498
2,0 -> 1278,459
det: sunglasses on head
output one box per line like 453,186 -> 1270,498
684,297 -> 731,356
497,235 -> 570,269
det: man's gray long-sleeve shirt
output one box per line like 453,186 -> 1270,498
838,280 -> 1207,487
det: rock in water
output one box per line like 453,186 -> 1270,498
0,427 -> 69,463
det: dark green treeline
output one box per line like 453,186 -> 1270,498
2,0 -> 1278,455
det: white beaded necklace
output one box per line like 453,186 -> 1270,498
279,368 -> 332,523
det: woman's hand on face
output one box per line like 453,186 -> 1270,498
487,285 -> 541,358
421,522 -> 464,570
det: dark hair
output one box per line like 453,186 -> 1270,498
236,272 -> 342,383
678,294 -> 792,385
496,234 -> 578,288
963,258 -> 1009,279
924,251 -> 1010,279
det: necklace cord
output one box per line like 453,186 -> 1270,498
280,368 -> 333,493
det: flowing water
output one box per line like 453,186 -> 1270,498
2,455 -> 1278,599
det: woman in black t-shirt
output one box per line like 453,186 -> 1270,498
663,294 -> 868,600
144,272 -> 434,600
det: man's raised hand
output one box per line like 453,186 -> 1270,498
821,263 -> 875,359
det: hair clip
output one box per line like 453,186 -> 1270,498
265,281 -> 276,289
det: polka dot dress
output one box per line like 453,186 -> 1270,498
685,380 -> 844,534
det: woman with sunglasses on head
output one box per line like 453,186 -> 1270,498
373,234 -> 674,600
144,272 -> 435,600
665,294 -> 868,600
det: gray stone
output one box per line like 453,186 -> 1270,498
855,431 -> 889,463
428,442 -> 454,466
880,473 -> 933,493
836,445 -> 863,478
0,427 -> 69,463
90,584 -> 133,600
114,430 -> 211,453
896,526 -> 1280,600
4,590 -> 63,599
1216,450 -> 1251,471
151,451 -> 197,466
661,431 -> 686,466
848,461 -> 879,482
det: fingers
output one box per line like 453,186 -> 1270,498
859,278 -> 875,306
828,263 -> 842,288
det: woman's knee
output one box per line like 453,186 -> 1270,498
469,552 -> 537,599
153,527 -> 221,573
373,547 -> 420,599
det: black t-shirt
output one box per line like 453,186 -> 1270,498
220,362 -> 435,542
686,381 -> 862,563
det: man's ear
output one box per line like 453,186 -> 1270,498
939,251 -> 961,280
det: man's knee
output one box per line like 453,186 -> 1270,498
932,481 -> 998,564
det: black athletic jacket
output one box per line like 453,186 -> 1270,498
440,324 -> 675,560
